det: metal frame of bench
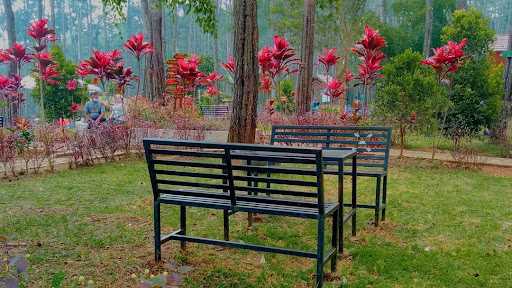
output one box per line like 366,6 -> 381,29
0,116 -> 4,128
144,139 -> 342,288
271,125 -> 392,226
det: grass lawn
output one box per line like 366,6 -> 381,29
1,158 -> 511,287
403,133 -> 511,158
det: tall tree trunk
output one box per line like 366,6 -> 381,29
423,0 -> 433,57
378,0 -> 387,22
141,0 -> 165,100
61,0 -> 67,52
497,30 -> 512,142
213,0 -> 221,69
37,0 -> 44,19
2,0 -> 16,75
2,0 -> 16,125
297,0 -> 315,116
49,0 -> 56,30
172,8 -> 178,53
228,0 -> 259,144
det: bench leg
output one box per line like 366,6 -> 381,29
338,162 -> 344,254
316,216 -> 325,288
331,210 -> 339,273
223,209 -> 230,241
374,177 -> 381,227
351,155 -> 357,237
382,175 -> 388,221
153,198 -> 161,263
180,206 -> 187,250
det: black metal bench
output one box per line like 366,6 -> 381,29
0,116 -> 4,128
144,139 -> 346,287
271,125 -> 392,226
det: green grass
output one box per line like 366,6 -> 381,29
403,133 -> 511,158
1,159 -> 511,287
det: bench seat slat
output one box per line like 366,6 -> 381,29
159,194 -> 338,219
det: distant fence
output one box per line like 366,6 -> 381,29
200,105 -> 230,118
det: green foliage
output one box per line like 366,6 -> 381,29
32,46 -> 88,121
441,7 -> 495,59
198,55 -> 214,75
365,0 -> 456,58
102,0 -> 217,36
274,79 -> 296,114
441,8 -> 502,137
376,50 -> 447,125
445,58 -> 503,136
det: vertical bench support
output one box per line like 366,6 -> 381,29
154,197 -> 162,262
180,206 -> 187,250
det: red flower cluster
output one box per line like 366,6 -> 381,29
66,79 -> 78,91
77,49 -> 136,91
0,75 -> 21,95
421,39 -> 467,77
70,103 -> 81,113
260,76 -> 272,93
33,52 -> 60,85
55,118 -> 70,127
176,54 -> 203,84
0,43 -> 31,67
352,25 -> 386,85
221,56 -> 235,74
326,79 -> 345,99
258,35 -> 300,81
172,55 -> 223,97
318,48 -> 341,73
124,33 -> 154,61
204,71 -> 223,97
27,19 -> 56,51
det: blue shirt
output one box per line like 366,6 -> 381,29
84,100 -> 105,120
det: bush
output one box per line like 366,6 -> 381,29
32,46 -> 88,121
441,8 -> 503,138
375,49 -> 447,155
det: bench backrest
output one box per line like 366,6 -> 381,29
144,139 -> 327,213
0,116 -> 3,128
271,125 -> 392,172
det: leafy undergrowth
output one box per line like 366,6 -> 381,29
0,159 -> 511,287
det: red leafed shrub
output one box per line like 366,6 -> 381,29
0,129 -> 17,176
34,124 -> 65,172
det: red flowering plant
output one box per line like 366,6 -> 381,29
69,103 -> 81,121
221,56 -> 235,76
124,33 -> 153,96
318,48 -> 349,115
77,49 -> 134,97
203,71 -> 223,97
27,19 -> 58,121
258,35 -> 301,106
421,38 -> 467,159
66,79 -> 78,91
421,39 -> 467,81
0,43 -> 31,124
352,25 -> 386,118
